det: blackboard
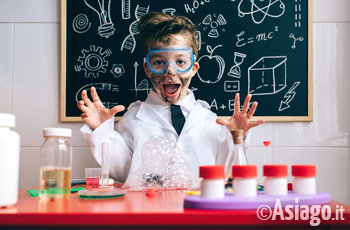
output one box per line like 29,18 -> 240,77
60,0 -> 313,122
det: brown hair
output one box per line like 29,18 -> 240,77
138,11 -> 199,57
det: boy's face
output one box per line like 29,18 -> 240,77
143,34 -> 199,104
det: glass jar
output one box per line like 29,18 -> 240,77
39,128 -> 72,199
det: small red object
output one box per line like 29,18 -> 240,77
263,165 -> 288,177
263,141 -> 271,146
146,188 -> 157,196
292,165 -> 316,177
288,183 -> 293,191
232,165 -> 257,178
199,165 -> 225,179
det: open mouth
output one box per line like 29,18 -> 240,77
162,84 -> 180,98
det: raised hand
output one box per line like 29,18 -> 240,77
216,93 -> 264,136
77,87 -> 125,130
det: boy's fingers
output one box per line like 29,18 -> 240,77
234,93 -> 240,114
77,100 -> 88,112
90,87 -> 101,103
81,89 -> 92,106
81,113 -> 89,119
110,105 -> 125,115
241,94 -> 252,114
249,120 -> 265,129
216,118 -> 231,126
247,101 -> 258,119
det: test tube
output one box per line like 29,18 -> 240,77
101,140 -> 110,187
263,141 -> 274,165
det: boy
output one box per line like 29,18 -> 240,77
78,12 -> 264,184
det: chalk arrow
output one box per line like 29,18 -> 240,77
279,81 -> 300,111
134,61 -> 139,96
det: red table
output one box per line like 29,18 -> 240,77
0,187 -> 349,229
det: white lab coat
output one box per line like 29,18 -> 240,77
80,94 -> 250,184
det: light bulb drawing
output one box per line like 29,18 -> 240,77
228,52 -> 247,78
83,0 -> 115,38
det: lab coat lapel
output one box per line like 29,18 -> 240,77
180,102 -> 212,135
135,102 -> 176,133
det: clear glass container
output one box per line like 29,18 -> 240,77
232,130 -> 248,165
225,129 -> 248,183
263,141 -> 274,165
39,128 -> 72,199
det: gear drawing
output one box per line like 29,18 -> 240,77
75,45 -> 111,78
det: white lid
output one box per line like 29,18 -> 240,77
43,128 -> 72,137
0,113 -> 15,128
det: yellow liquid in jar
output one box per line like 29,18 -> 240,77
39,168 -> 71,199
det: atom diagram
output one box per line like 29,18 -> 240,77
238,0 -> 285,24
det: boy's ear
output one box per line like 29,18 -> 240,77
192,61 -> 200,73
143,62 -> 151,78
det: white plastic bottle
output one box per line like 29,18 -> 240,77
292,165 -> 316,195
263,165 -> 288,196
0,113 -> 20,207
200,165 -> 225,199
232,165 -> 257,197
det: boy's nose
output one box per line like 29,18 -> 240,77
164,61 -> 176,76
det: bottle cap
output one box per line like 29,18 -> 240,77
232,165 -> 257,178
231,129 -> 243,137
263,165 -> 288,177
231,129 -> 243,144
0,113 -> 15,128
292,165 -> 316,177
263,141 -> 271,146
43,128 -> 72,137
199,165 -> 225,179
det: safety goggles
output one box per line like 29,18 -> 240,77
144,46 -> 196,74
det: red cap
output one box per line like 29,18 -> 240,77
292,165 -> 316,177
263,165 -> 288,177
232,165 -> 257,178
199,165 -> 225,179
263,141 -> 271,146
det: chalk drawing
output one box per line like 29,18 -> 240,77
72,14 -> 91,33
248,56 -> 287,95
74,45 -> 111,78
197,45 -> 225,84
238,0 -> 285,24
83,0 -> 115,38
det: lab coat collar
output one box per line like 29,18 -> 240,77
136,89 -> 214,135
145,88 -> 196,114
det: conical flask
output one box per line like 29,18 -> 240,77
232,129 -> 248,165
